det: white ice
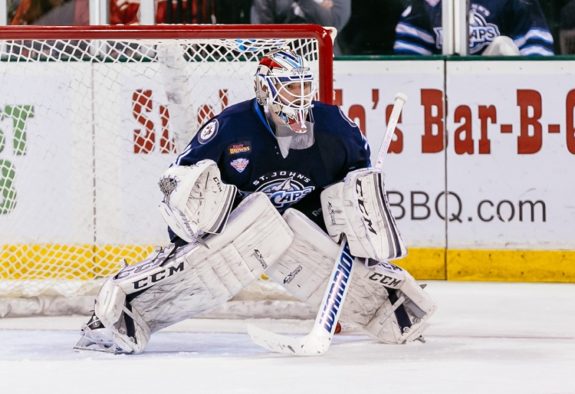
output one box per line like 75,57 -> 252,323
1,281 -> 574,394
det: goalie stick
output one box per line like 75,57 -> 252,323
247,92 -> 408,355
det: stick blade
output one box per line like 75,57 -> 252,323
247,324 -> 330,356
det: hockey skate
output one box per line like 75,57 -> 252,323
74,246 -> 179,354
74,313 -> 125,354
374,283 -> 431,344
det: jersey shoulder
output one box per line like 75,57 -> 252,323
312,101 -> 363,138
312,102 -> 371,170
194,99 -> 260,145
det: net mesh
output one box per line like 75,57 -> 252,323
0,27 -> 329,315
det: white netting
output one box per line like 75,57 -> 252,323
0,27 -> 331,316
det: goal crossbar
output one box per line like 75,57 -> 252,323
0,24 -> 334,103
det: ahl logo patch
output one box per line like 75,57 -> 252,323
230,158 -> 250,173
198,119 -> 219,144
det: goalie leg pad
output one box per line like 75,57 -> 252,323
78,192 -> 293,354
266,209 -> 397,327
75,273 -> 153,354
266,208 -> 395,325
266,208 -> 435,343
362,262 -> 437,344
321,168 -> 406,262
265,208 -> 338,304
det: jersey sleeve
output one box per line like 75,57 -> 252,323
172,118 -> 225,167
337,108 -> 372,172
394,1 -> 439,55
507,0 -> 554,56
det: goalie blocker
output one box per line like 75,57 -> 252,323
321,167 -> 407,264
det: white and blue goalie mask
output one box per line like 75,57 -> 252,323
255,49 -> 317,133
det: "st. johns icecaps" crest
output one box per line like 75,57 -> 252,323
253,171 -> 315,210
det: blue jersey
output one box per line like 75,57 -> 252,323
394,0 -> 554,56
173,98 -> 371,231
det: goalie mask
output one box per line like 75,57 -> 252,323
255,49 -> 317,133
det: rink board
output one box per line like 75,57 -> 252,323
1,59 -> 574,282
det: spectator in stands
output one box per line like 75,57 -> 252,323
339,0 -> 406,55
10,0 -> 80,25
215,0 -> 251,24
250,0 -> 351,55
109,0 -> 250,25
559,0 -> 575,53
7,0 -> 21,22
560,0 -> 575,30
111,0 -> 215,25
394,0 -> 555,56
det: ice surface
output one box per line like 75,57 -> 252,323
1,281 -> 574,394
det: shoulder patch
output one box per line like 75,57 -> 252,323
230,158 -> 250,173
228,142 -> 251,155
198,119 -> 219,144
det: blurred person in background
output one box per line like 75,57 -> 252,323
393,0 -> 555,56
10,0 -> 82,25
112,0 -> 251,25
559,0 -> 575,31
214,0 -> 251,23
7,0 -> 21,22
339,0 -> 407,55
8,0 -> 250,25
559,0 -> 575,53
250,0 -> 351,55
110,0 -> 216,24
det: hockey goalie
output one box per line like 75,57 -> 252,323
75,48 -> 436,354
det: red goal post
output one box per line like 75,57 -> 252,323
0,24 -> 334,317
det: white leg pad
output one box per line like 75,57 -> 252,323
85,192 -> 293,353
265,208 -> 337,304
268,208 -> 435,344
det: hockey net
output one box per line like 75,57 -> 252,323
0,25 -> 333,317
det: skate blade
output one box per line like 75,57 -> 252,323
73,342 -> 122,354
73,331 -> 123,354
